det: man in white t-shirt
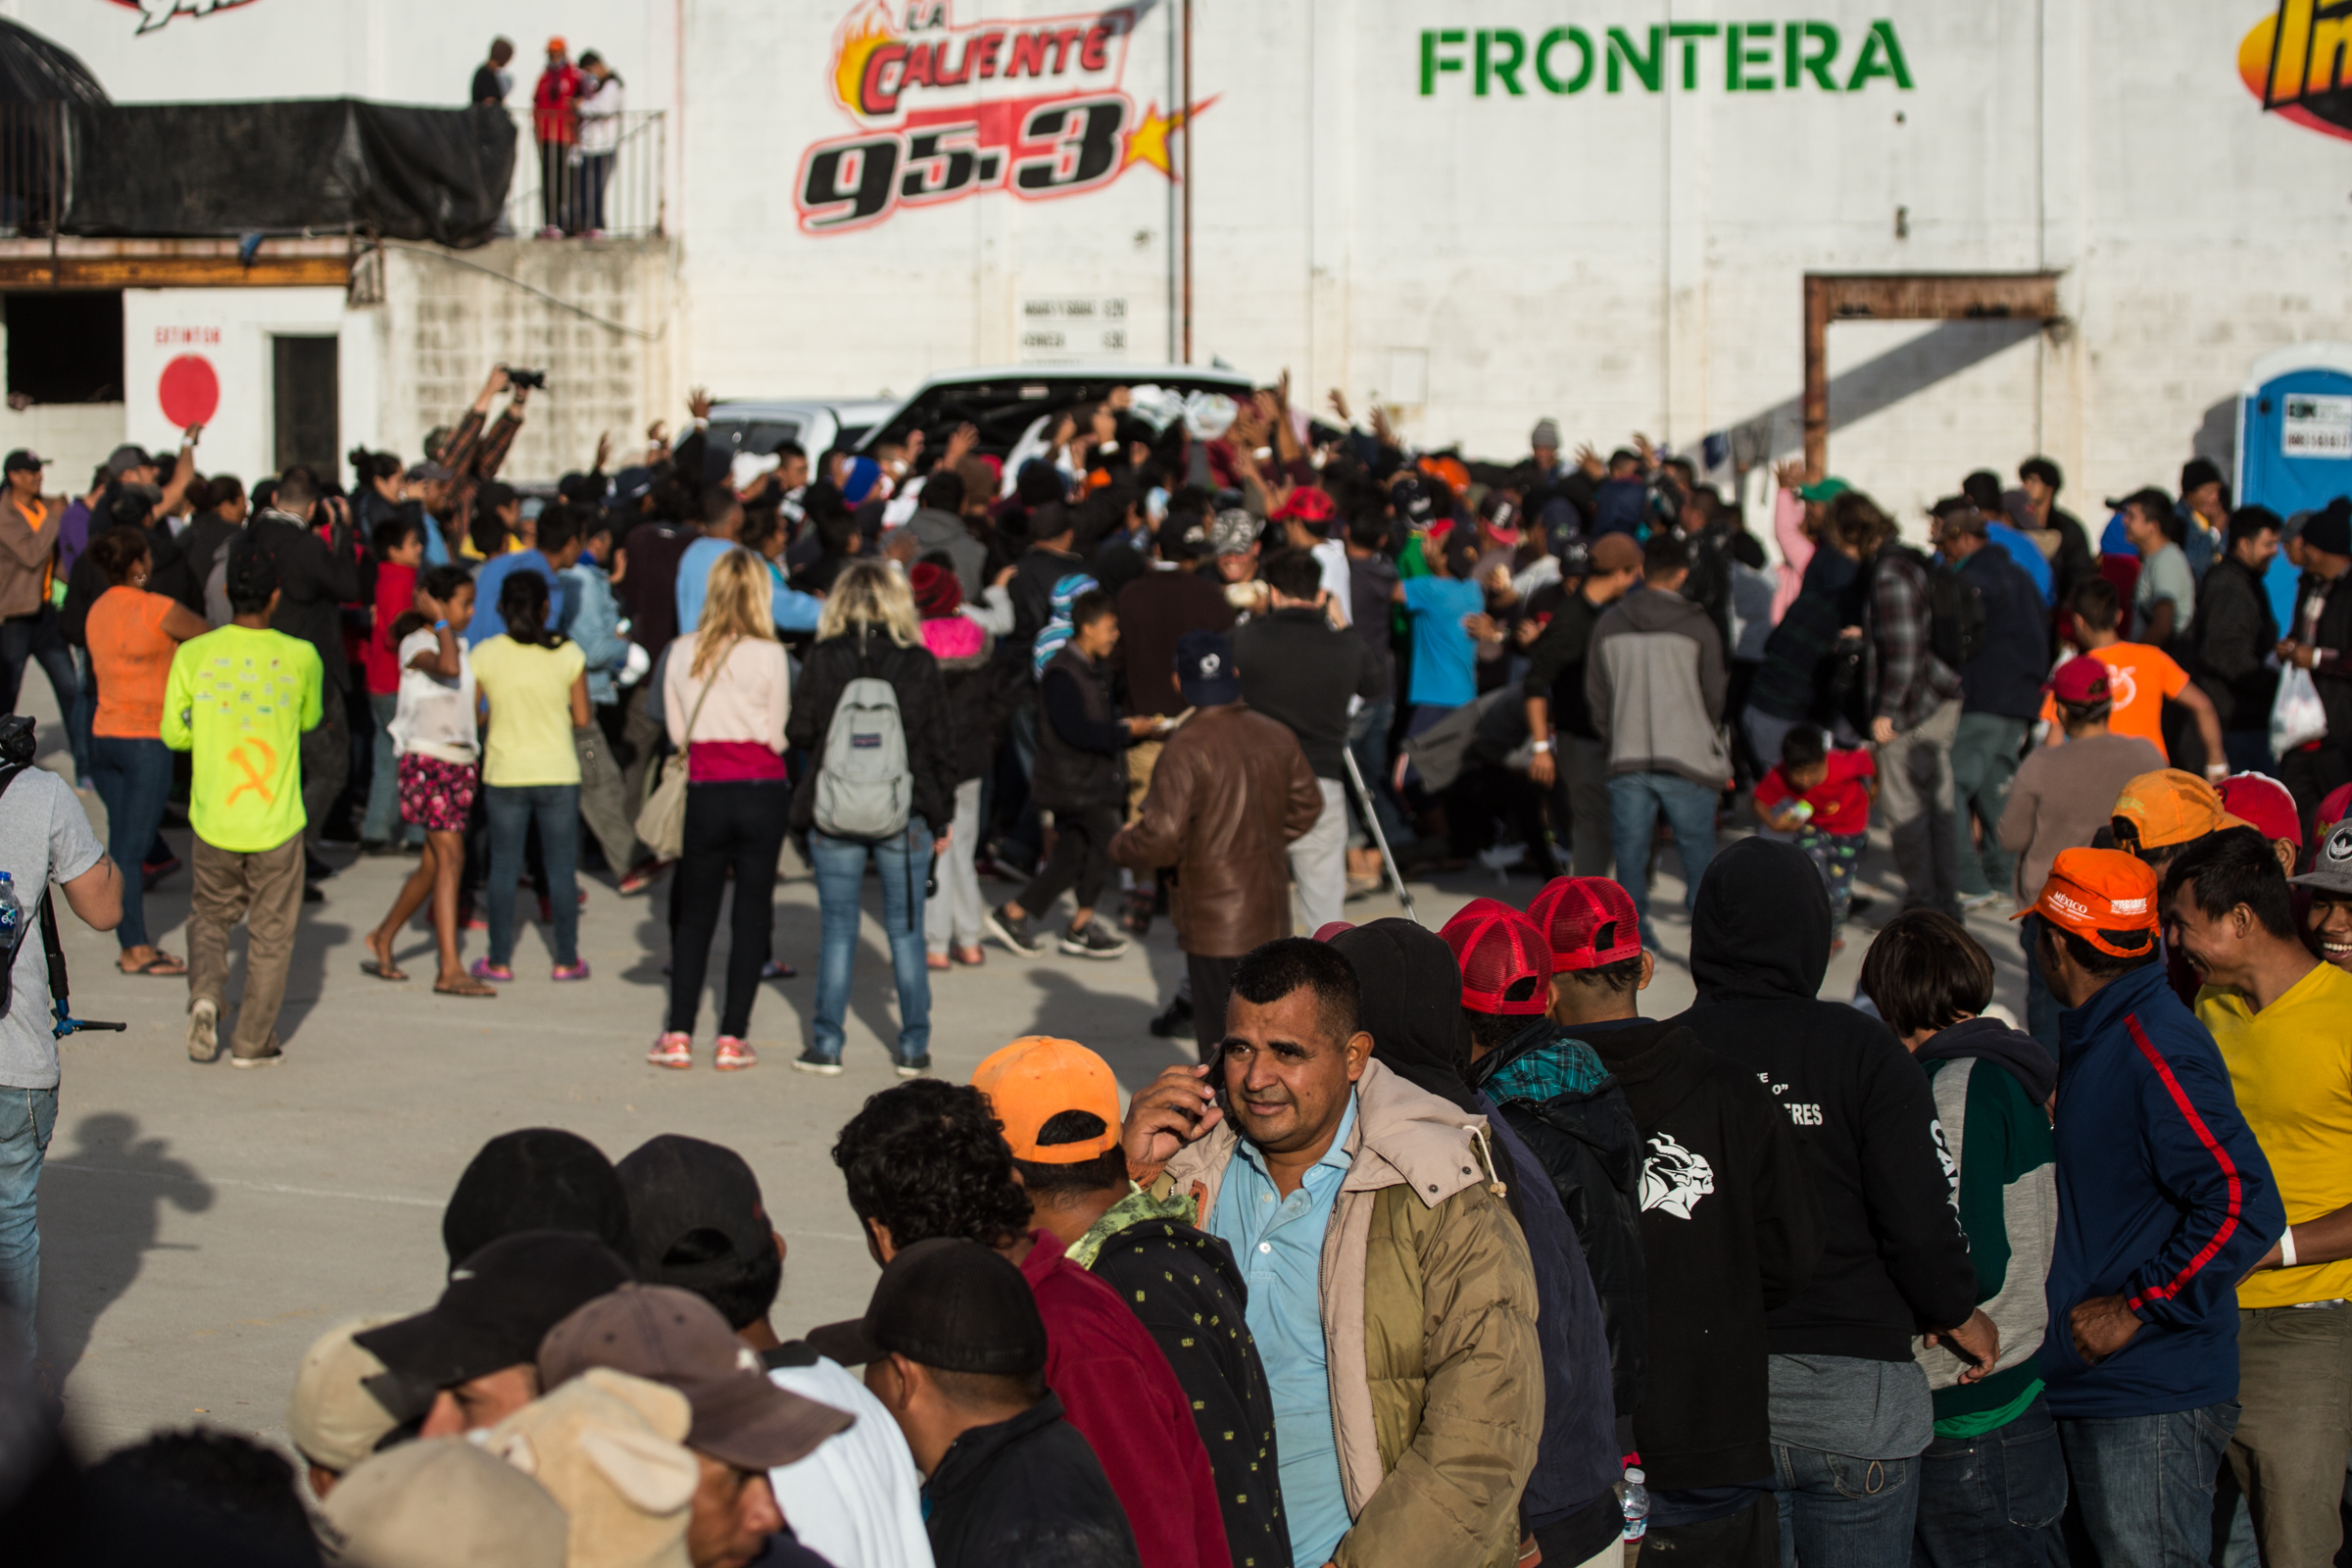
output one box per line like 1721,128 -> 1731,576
0,725 -> 121,1358
616,1133 -> 933,1568
1273,487 -> 1351,628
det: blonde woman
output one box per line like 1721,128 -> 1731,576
650,549 -> 791,1071
784,561 -> 956,1075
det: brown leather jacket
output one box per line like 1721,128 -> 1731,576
1111,700 -> 1322,957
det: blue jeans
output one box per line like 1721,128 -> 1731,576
0,1086 -> 56,1361
484,783 -> 579,967
0,610 -> 85,781
2056,1399 -> 2238,1568
1911,1396 -> 2068,1568
809,825 -> 933,1064
2019,914 -> 2062,1057
1608,771 -> 1719,939
88,734 -> 172,952
1773,1442 -> 1919,1568
362,692 -> 411,846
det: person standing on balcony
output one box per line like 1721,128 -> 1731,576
471,37 -> 514,107
573,53 -> 623,238
531,37 -> 583,239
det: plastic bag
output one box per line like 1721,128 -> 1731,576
2273,663 -> 2328,757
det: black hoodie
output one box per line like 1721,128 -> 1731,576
1674,838 -> 1978,1361
1524,1016 -> 1821,1492
1332,920 -> 1620,1533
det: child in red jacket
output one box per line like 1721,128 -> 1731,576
1755,725 -> 1877,948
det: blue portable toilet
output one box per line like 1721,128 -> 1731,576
2240,344 -> 2352,632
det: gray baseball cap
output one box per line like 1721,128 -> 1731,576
2291,818 -> 2352,896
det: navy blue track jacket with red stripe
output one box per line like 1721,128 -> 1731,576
2041,961 -> 2283,1418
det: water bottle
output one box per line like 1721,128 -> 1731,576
0,872 -> 23,949
1621,1465 -> 1650,1544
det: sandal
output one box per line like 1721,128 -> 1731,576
648,1032 -> 693,1069
118,951 -> 188,977
713,1037 -> 758,1071
358,959 -> 410,982
552,961 -> 592,982
433,976 -> 499,998
469,958 -> 514,983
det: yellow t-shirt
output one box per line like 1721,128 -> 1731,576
2197,959 -> 2352,1307
470,634 -> 585,788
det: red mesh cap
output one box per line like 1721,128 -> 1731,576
1526,876 -> 1642,972
1438,898 -> 1553,1015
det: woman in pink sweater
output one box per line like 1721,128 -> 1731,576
650,549 -> 791,1071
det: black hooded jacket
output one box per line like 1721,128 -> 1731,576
1331,920 -> 1621,1535
1673,838 -> 1978,1361
922,1393 -> 1141,1568
1469,1017 -> 1648,1436
1550,1015 -> 1821,1492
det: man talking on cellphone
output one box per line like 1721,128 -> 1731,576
1121,935 -> 1542,1568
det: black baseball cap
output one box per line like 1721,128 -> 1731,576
2,450 -> 45,474
356,1230 -> 632,1400
614,1134 -> 777,1293
1176,629 -> 1240,708
804,1239 -> 1046,1376
1155,514 -> 1207,563
442,1127 -> 634,1270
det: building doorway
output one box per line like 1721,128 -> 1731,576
271,334 -> 337,477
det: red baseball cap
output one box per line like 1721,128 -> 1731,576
2217,773 -> 2301,847
2015,847 -> 2159,958
1525,876 -> 1642,972
2044,656 -> 2111,706
2323,782 -> 2352,833
1274,487 -> 1336,524
1438,899 -> 1552,1014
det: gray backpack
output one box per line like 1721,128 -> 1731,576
812,668 -> 911,840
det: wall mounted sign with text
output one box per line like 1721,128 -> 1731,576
107,0 -> 259,36
796,0 -> 1209,235
1417,19 -> 1914,96
2242,0 -> 2352,142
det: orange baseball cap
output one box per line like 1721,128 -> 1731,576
970,1038 -> 1120,1163
547,35 -> 567,52
2015,847 -> 2160,957
2110,768 -> 2249,853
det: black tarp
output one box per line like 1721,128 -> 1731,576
0,19 -> 106,108
61,100 -> 516,248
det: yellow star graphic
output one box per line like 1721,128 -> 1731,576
1123,95 -> 1218,178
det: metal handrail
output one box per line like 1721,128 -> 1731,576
503,106 -> 666,240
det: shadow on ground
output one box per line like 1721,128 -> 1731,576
34,1113 -> 213,1382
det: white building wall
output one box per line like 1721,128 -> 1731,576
3,0 -> 2347,517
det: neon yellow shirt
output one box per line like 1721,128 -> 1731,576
161,624 -> 323,854
2197,958 -> 2352,1307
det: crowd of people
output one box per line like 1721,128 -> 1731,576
8,806 -> 2348,1568
2,354 -> 2352,1563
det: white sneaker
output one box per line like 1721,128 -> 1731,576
187,999 -> 219,1063
1959,889 -> 2004,911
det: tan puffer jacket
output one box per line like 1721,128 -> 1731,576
1154,1059 -> 1543,1568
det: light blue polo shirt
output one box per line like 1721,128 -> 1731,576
1207,1092 -> 1358,1567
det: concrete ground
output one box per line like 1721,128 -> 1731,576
21,688 -> 2032,1461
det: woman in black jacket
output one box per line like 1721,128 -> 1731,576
785,560 -> 957,1075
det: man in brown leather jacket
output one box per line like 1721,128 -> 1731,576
1113,629 -> 1322,1058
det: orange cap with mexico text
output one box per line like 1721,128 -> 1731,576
2110,768 -> 2250,853
970,1037 -> 1120,1163
2014,847 -> 2160,957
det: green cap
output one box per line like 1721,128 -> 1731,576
1794,476 -> 1851,503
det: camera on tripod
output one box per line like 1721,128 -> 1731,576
504,367 -> 549,391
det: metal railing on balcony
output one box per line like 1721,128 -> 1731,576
0,102 -> 67,239
504,108 -> 665,240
